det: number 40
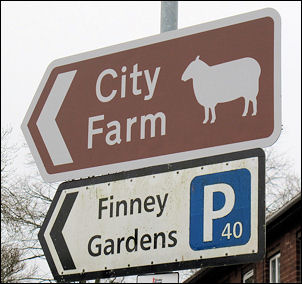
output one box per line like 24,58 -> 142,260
222,222 -> 243,239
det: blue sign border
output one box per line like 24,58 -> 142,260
189,169 -> 252,250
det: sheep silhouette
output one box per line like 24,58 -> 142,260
181,56 -> 261,124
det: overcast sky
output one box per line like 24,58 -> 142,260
1,1 -> 301,281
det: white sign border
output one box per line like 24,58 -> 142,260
22,8 -> 280,183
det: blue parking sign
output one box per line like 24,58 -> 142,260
190,169 -> 251,250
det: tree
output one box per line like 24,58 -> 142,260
178,147 -> 301,282
1,231 -> 38,283
1,127 -> 27,283
1,126 -> 301,283
265,146 -> 301,214
1,240 -> 25,283
1,127 -> 51,282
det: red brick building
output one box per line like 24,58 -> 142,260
184,193 -> 301,283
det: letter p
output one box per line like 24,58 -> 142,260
203,183 -> 235,242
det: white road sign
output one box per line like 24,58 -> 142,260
137,272 -> 179,283
39,149 -> 265,282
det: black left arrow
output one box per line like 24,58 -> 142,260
50,191 -> 78,270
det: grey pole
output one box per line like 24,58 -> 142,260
160,1 -> 178,33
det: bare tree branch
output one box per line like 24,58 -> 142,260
2,127 -> 301,283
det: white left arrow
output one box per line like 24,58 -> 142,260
37,70 -> 77,166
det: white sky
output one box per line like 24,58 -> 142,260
1,1 -> 301,282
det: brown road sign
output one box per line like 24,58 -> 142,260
22,8 -> 281,182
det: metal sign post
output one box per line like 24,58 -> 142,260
161,1 -> 178,33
